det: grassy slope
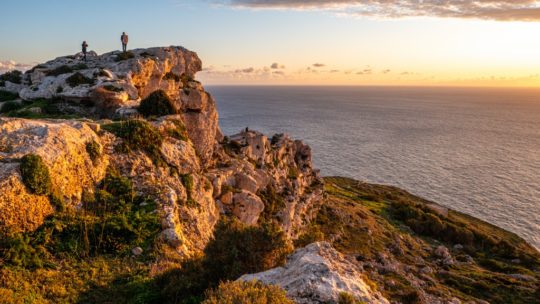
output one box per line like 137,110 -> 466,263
306,177 -> 540,304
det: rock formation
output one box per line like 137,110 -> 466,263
240,242 -> 390,304
0,46 -> 324,257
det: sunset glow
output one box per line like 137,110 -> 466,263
1,0 -> 539,87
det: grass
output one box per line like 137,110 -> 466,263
102,120 -> 165,166
166,119 -> 188,141
314,177 -> 540,304
202,280 -> 293,304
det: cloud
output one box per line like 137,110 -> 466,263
382,69 -> 391,74
235,67 -> 256,73
312,63 -> 325,68
0,60 -> 35,74
356,67 -> 372,75
223,0 -> 540,21
330,69 -> 340,73
270,62 -> 285,69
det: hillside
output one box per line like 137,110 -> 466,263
0,47 -> 538,304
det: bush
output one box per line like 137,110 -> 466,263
46,65 -> 74,76
86,140 -> 102,164
138,90 -> 177,117
0,90 -> 19,102
66,72 -> 95,87
115,51 -> 135,62
158,218 -> 292,303
0,101 -> 22,113
102,120 -> 164,166
0,70 -> 23,84
203,218 -> 291,282
20,154 -> 52,195
202,280 -> 293,304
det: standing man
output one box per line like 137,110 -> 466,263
81,41 -> 89,61
121,32 -> 129,52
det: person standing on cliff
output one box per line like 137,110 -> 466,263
81,41 -> 89,61
121,32 -> 129,52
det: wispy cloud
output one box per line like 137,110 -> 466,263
312,63 -> 325,67
222,0 -> 540,21
270,62 -> 285,69
0,60 -> 35,74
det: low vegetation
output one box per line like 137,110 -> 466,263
19,154 -> 52,196
102,119 -> 164,166
66,72 -> 95,87
157,217 -> 292,303
0,100 -> 22,113
202,280 -> 293,304
115,51 -> 135,62
163,72 -> 181,82
102,84 -> 124,92
167,119 -> 189,141
0,90 -> 19,102
86,140 -> 102,164
0,70 -> 23,85
2,98 -> 80,119
310,177 -> 540,304
138,90 -> 177,117
46,65 -> 74,76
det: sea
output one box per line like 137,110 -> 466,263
207,86 -> 540,251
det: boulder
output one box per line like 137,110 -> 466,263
232,190 -> 265,225
239,242 -> 389,304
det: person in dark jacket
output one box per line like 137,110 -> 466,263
81,41 -> 89,61
121,32 -> 129,52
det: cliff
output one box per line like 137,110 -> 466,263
0,47 -> 538,304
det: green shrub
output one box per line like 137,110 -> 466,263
86,140 -> 102,164
287,167 -> 299,180
102,120 -> 164,166
0,70 -> 23,84
138,90 -> 177,117
203,218 -> 291,282
202,280 -> 293,304
0,101 -> 22,113
339,292 -> 364,304
0,90 -> 19,102
158,218 -> 292,303
66,72 -> 95,87
115,51 -> 135,62
20,154 -> 52,195
258,184 -> 286,223
0,234 -> 47,268
46,65 -> 74,76
167,119 -> 188,141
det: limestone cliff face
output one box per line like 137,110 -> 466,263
0,46 -> 324,257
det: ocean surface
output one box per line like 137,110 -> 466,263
207,86 -> 540,251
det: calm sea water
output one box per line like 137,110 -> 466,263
207,86 -> 540,251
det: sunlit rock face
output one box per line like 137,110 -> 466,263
0,46 -> 324,258
239,242 -> 390,304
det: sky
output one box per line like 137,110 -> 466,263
1,0 -> 539,86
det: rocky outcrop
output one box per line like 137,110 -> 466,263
209,130 -> 324,238
0,46 -> 324,256
239,242 -> 390,304
0,118 -> 108,235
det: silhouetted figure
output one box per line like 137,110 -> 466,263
81,41 -> 89,61
121,32 -> 129,52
